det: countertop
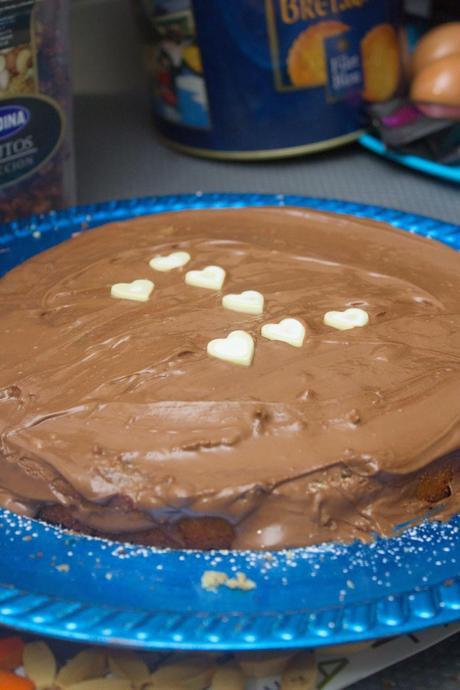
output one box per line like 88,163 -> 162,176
74,90 -> 460,224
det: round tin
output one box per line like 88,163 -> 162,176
134,0 -> 403,159
1,194 -> 460,650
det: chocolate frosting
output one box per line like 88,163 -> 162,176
1,206 -> 460,549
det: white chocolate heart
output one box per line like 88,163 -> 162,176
149,251 -> 191,272
185,265 -> 226,290
261,318 -> 306,347
323,308 -> 369,331
207,330 -> 254,367
222,290 -> 264,315
110,279 -> 154,302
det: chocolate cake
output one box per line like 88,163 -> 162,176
1,206 -> 460,550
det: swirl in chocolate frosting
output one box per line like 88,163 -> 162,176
1,207 -> 460,550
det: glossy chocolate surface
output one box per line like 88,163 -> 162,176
1,207 -> 460,549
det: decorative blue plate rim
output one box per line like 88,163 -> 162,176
1,192 -> 460,651
359,133 -> 460,185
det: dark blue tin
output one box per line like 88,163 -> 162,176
1,194 -> 460,651
134,0 -> 403,158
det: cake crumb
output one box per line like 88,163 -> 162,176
226,572 -> 256,591
201,571 -> 228,592
201,570 -> 256,592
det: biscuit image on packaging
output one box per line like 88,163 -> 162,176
287,20 -> 349,88
361,23 -> 400,102
0,44 -> 35,98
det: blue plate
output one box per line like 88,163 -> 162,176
359,133 -> 460,185
2,193 -> 460,651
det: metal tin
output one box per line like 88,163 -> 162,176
134,0 -> 403,159
1,194 -> 460,650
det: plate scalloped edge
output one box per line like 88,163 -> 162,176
1,193 -> 460,650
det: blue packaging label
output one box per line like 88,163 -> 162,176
265,0 -> 400,101
324,29 -> 363,101
0,1 -> 35,50
0,96 -> 63,188
0,104 -> 30,139
143,0 -> 211,129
